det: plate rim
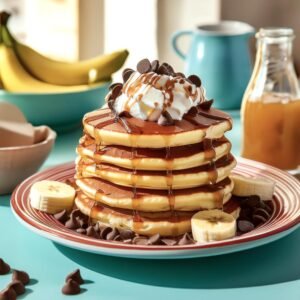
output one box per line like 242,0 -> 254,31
10,158 -> 300,255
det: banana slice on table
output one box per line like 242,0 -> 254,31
30,180 -> 75,214
230,174 -> 275,200
191,209 -> 236,243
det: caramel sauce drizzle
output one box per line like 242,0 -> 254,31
89,200 -> 98,226
130,135 -> 143,231
203,138 -> 224,208
164,135 -> 179,233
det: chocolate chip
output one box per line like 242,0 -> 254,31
109,82 -> 122,91
254,208 -> 270,220
122,69 -> 134,83
161,239 -> 177,246
175,72 -> 185,78
107,98 -> 115,111
199,99 -> 214,110
7,281 -> 25,296
151,60 -> 159,72
106,228 -> 119,240
65,215 -> 80,230
119,111 -> 132,118
157,63 -> 169,75
92,222 -> 99,232
66,269 -> 84,285
187,106 -> 198,116
159,111 -> 174,126
76,218 -> 87,229
237,220 -> 255,233
113,235 -> 121,241
54,210 -> 69,223
258,200 -> 273,215
148,233 -> 161,245
178,233 -> 194,245
157,63 -> 174,76
0,287 -> 16,300
62,279 -> 81,295
239,207 -> 252,221
86,226 -> 98,238
137,58 -> 152,74
12,270 -> 30,285
76,228 -> 86,235
100,227 -> 112,240
187,75 -> 201,87
166,64 -> 175,76
111,84 -> 123,99
70,209 -> 83,219
241,195 -> 261,208
253,214 -> 267,225
133,237 -> 148,245
119,229 -> 135,240
0,259 -> 10,275
163,63 -> 175,75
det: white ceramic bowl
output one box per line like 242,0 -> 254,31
0,126 -> 56,195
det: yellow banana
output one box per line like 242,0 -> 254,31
2,25 -> 128,86
16,43 -> 128,85
0,44 -> 105,93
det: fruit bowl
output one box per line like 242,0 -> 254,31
0,82 -> 110,132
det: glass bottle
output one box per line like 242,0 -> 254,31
241,28 -> 300,170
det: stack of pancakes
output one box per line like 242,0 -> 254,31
75,104 -> 237,237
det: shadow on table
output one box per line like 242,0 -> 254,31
0,195 -> 11,207
55,228 -> 300,289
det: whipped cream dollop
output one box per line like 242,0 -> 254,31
113,71 -> 206,124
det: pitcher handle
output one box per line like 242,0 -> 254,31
171,30 -> 192,60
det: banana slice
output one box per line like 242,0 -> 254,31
230,174 -> 275,200
30,180 -> 75,214
191,209 -> 236,243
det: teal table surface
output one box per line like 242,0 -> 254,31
1,112 -> 300,300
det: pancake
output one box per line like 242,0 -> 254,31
77,135 -> 232,171
76,177 -> 234,212
83,107 -> 232,148
75,192 -> 241,236
76,154 -> 237,190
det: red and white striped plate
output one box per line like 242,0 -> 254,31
11,158 -> 300,259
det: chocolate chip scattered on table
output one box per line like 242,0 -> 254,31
62,269 -> 84,295
0,259 -> 10,275
0,260 -> 29,300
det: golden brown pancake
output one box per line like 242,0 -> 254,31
76,176 -> 234,212
75,192 -> 240,236
83,107 -> 232,148
76,154 -> 237,190
77,135 -> 232,171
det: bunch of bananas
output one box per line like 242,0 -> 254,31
0,12 -> 128,93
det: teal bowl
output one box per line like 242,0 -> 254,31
0,82 -> 110,132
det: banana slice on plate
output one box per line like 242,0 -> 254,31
191,209 -> 236,243
30,180 -> 75,214
230,174 -> 275,200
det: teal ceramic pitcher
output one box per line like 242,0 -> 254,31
172,21 -> 254,109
